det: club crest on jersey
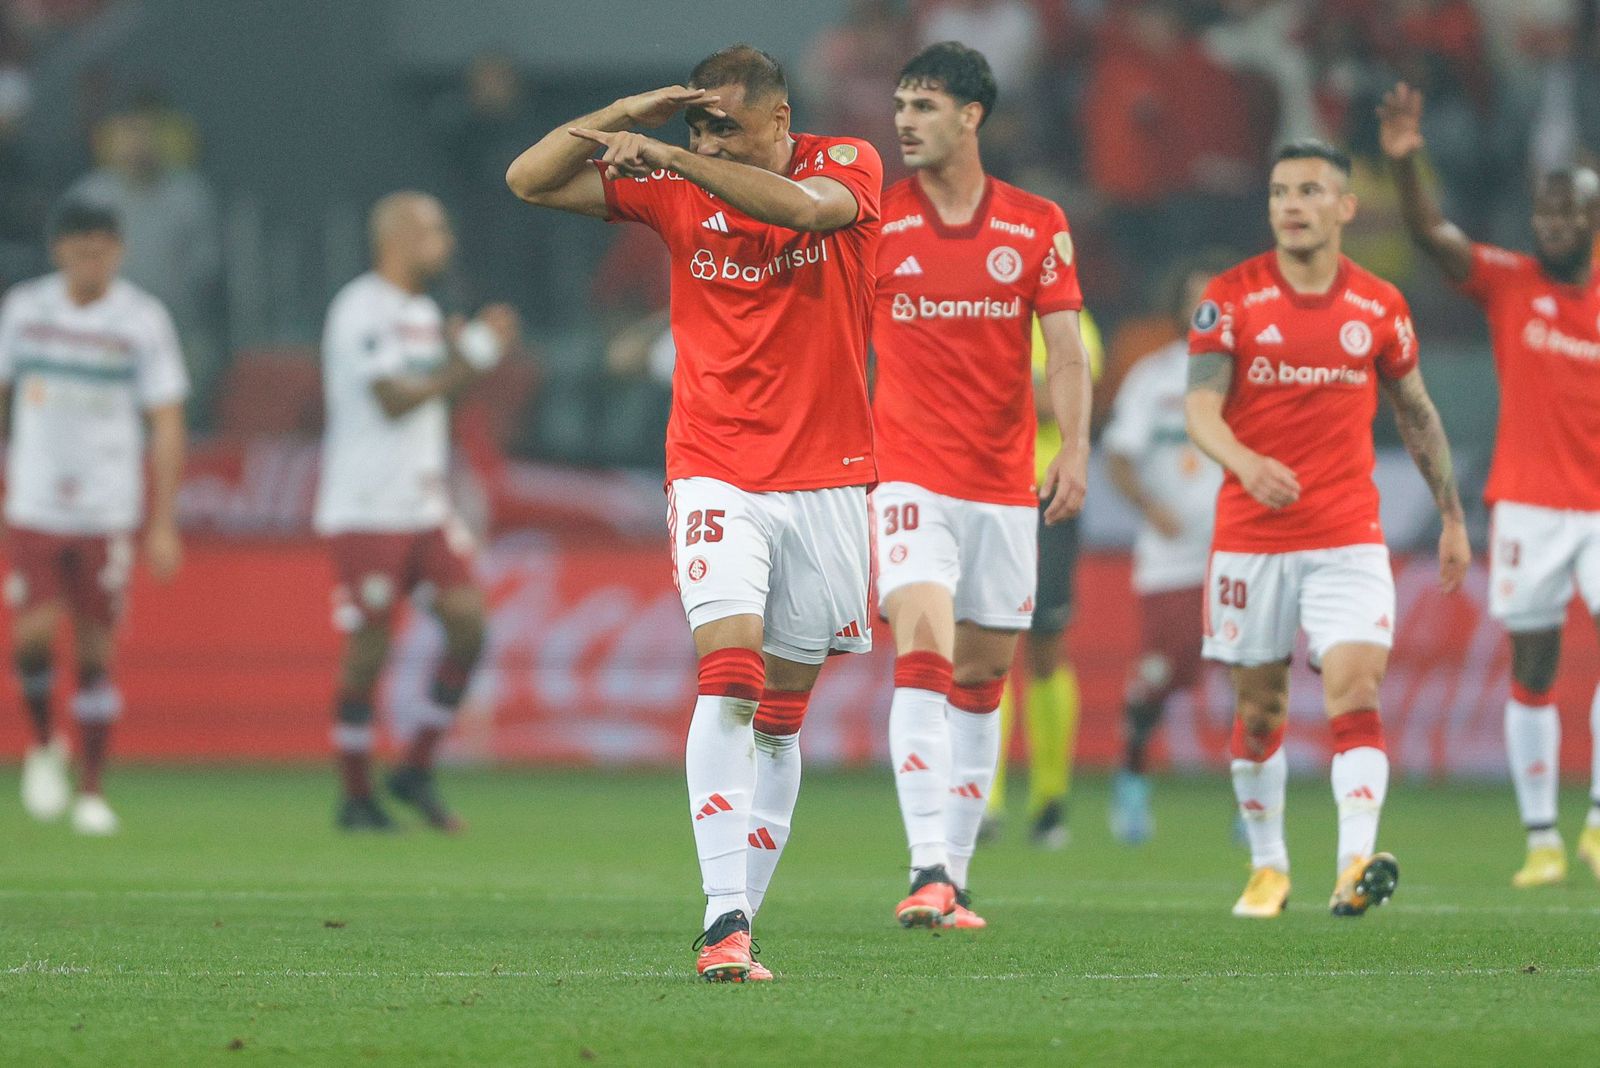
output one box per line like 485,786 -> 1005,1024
1339,320 -> 1373,358
986,245 -> 1023,284
1193,300 -> 1220,332
827,144 -> 858,166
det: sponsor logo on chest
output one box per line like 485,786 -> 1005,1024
688,240 -> 830,285
890,293 -> 1024,322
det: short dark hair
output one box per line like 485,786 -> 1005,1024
48,200 -> 121,242
1273,139 -> 1352,178
898,42 -> 998,126
689,44 -> 787,104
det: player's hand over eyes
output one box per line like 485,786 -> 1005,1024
1239,454 -> 1300,511
1436,518 -> 1470,594
569,128 -> 671,180
1041,446 -> 1088,525
618,86 -> 724,128
1377,83 -> 1425,160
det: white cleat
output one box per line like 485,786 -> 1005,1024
71,794 -> 120,836
21,738 -> 71,821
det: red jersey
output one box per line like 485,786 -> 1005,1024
1456,243 -> 1600,511
871,177 -> 1083,505
600,133 -> 882,492
1188,253 -> 1418,553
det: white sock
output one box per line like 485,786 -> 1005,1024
889,685 -> 952,875
1506,698 -> 1560,841
1589,685 -> 1600,829
1331,746 -> 1390,874
1231,748 -> 1289,872
686,693 -> 757,929
944,703 -> 1001,889
746,729 -> 801,918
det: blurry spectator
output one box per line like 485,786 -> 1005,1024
69,105 -> 223,402
427,52 -> 547,317
800,0 -> 909,181
0,10 -> 47,287
1204,0 -> 1325,143
914,0 -> 1044,99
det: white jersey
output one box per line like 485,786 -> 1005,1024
1102,340 -> 1221,594
0,274 -> 188,534
314,272 -> 451,534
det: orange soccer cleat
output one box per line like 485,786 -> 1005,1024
694,910 -> 753,982
939,888 -> 987,929
896,864 -> 958,928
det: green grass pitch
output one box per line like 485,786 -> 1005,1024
3,766 -> 1598,1065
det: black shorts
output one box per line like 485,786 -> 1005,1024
1032,505 -> 1080,634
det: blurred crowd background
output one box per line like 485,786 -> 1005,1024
1,0 -> 1598,516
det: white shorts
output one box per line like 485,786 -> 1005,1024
1202,544 -> 1395,668
873,481 -> 1036,630
667,477 -> 872,665
1489,501 -> 1600,631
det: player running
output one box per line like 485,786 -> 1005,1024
508,45 -> 881,981
316,192 -> 517,834
1186,141 -> 1470,918
872,43 -> 1091,930
2,201 -> 187,835
1380,83 -> 1600,888
1103,258 -> 1226,844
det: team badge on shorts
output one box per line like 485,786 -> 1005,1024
687,556 -> 709,583
889,544 -> 908,564
1193,300 -> 1220,331
1222,621 -> 1239,642
1339,320 -> 1373,358
986,246 -> 1023,284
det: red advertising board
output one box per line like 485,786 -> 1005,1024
0,536 -> 1596,778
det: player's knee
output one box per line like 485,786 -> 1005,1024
1235,691 -> 1287,734
1327,677 -> 1382,715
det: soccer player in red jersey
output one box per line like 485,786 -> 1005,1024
508,46 -> 881,982
1381,83 -> 1600,888
1186,140 -> 1471,919
871,43 -> 1091,930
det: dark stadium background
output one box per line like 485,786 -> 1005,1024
0,0 -> 1597,775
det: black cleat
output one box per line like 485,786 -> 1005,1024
1330,852 -> 1400,916
1030,799 -> 1070,850
336,795 -> 397,832
693,909 -> 753,982
386,766 -> 465,833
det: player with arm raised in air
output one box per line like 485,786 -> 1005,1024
870,42 -> 1091,929
1381,83 -> 1600,888
508,45 -> 881,982
317,192 -> 518,834
2,201 -> 187,835
1186,141 -> 1470,919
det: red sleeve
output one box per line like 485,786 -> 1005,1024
1034,203 -> 1084,315
1377,293 -> 1419,381
597,161 -> 680,233
1455,242 -> 1528,308
808,138 -> 882,227
1187,276 -> 1237,359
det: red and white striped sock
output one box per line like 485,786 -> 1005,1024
889,652 -> 955,877
944,677 -> 1004,889
746,688 -> 808,917
687,648 -> 764,929
1231,718 -> 1289,873
1330,709 -> 1390,875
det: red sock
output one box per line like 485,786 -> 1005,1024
1230,718 -> 1286,762
405,725 -> 446,771
339,750 -> 373,799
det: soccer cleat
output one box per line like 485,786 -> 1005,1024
746,961 -> 773,982
1030,799 -> 1070,850
1231,866 -> 1290,918
896,864 -> 957,928
70,794 -> 119,836
1109,770 -> 1153,845
938,888 -> 987,929
1577,827 -> 1600,882
21,738 -> 71,821
386,767 -> 465,833
1329,852 -> 1400,916
693,909 -> 752,983
336,795 -> 397,832
1511,845 -> 1567,888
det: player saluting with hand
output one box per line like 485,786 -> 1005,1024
1186,140 -> 1470,919
509,45 -> 881,982
1381,83 -> 1600,889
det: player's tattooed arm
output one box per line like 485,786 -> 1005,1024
1378,83 -> 1473,283
1185,354 -> 1301,510
508,86 -> 724,218
1382,367 -> 1471,591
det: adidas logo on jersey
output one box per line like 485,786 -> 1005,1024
1254,324 -> 1284,344
892,256 -> 924,277
700,211 -> 730,233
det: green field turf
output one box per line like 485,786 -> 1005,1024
3,766 -> 1598,1066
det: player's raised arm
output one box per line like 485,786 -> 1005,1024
1184,353 -> 1300,511
1378,83 -> 1473,283
1379,367 -> 1470,592
1037,310 -> 1091,523
506,86 -> 723,218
